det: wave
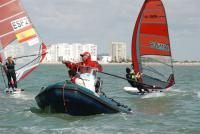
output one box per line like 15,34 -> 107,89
196,91 -> 200,98
169,88 -> 187,93
142,92 -> 165,99
10,92 -> 35,100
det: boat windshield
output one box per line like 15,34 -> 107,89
77,66 -> 97,80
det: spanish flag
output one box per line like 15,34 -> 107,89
16,28 -> 37,43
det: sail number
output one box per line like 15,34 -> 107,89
11,17 -> 31,31
150,42 -> 169,51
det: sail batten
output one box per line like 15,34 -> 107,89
132,0 -> 175,89
0,0 -> 16,8
0,11 -> 24,23
141,34 -> 168,40
142,22 -> 167,24
0,0 -> 46,82
0,0 -> 23,20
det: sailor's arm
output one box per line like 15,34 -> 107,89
94,62 -> 103,72
62,60 -> 78,70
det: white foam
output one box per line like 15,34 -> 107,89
11,93 -> 34,100
142,92 -> 165,99
197,91 -> 200,98
168,88 -> 199,97
170,88 -> 186,93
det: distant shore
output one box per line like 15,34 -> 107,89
42,62 -> 200,66
173,62 -> 200,66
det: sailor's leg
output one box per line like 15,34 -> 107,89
137,87 -> 143,93
7,73 -> 12,88
12,72 -> 17,88
135,84 -> 144,93
143,88 -> 150,93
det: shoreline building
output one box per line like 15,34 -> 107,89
111,42 -> 127,62
44,43 -> 97,63
100,56 -> 112,63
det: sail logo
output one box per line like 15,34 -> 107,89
150,42 -> 169,51
11,17 -> 31,31
144,15 -> 165,19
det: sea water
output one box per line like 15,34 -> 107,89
0,64 -> 200,134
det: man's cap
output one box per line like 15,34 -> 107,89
80,52 -> 91,57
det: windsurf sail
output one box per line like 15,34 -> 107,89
0,0 -> 46,82
132,0 -> 175,89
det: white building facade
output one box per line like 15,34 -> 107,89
44,43 -> 97,63
111,42 -> 127,62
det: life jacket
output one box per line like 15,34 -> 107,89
6,61 -> 15,70
130,72 -> 137,81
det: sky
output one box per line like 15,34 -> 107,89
21,0 -> 200,61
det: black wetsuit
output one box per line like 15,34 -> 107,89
5,62 -> 17,89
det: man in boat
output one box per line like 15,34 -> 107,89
62,52 -> 103,71
62,52 -> 103,93
126,65 -> 149,93
4,56 -> 17,91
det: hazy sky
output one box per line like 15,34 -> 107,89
21,0 -> 200,61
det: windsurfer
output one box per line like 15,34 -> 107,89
62,52 -> 103,93
4,56 -> 17,91
126,67 -> 149,93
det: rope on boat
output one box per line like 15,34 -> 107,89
62,80 -> 68,112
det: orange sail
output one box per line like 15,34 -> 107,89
132,0 -> 175,89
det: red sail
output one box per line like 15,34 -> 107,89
132,0 -> 175,89
0,0 -> 27,48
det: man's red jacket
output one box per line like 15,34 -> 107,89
63,57 -> 103,72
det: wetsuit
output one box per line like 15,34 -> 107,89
5,62 -> 17,89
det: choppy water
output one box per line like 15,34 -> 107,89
0,64 -> 200,134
